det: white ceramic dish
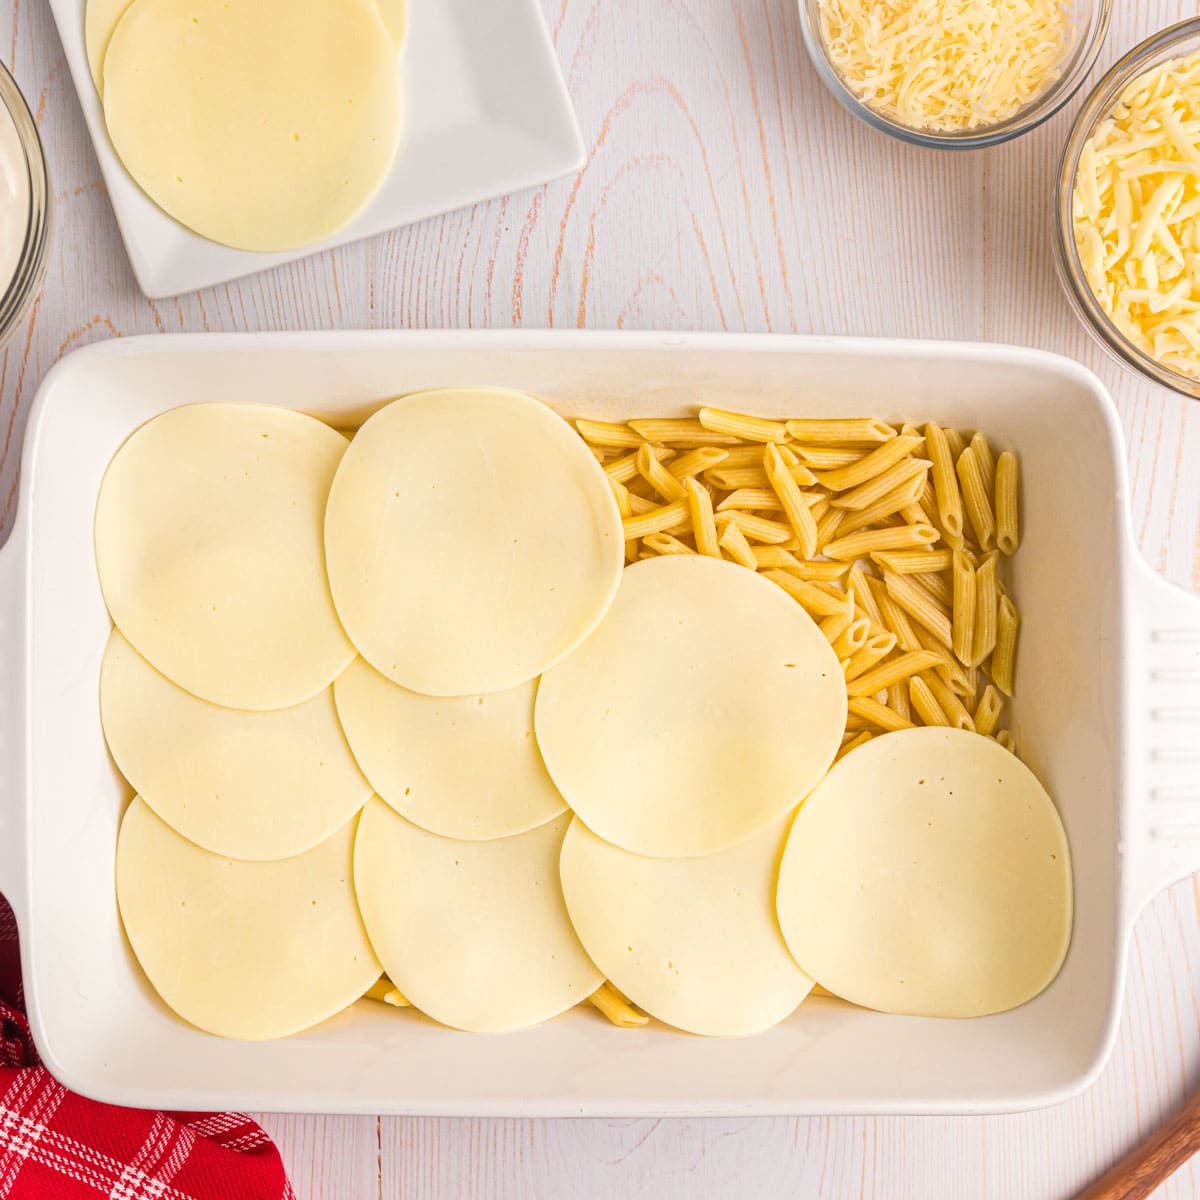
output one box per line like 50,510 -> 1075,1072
46,0 -> 584,298
1,330 -> 1198,1116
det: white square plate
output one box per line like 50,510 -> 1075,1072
46,0 -> 584,298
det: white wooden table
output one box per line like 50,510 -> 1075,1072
2,1 -> 1199,1196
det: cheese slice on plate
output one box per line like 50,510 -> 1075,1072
535,555 -> 847,858
116,799 -> 380,1040
559,814 -> 813,1036
95,403 -> 355,711
101,630 -> 371,861
776,728 -> 1073,1018
334,657 -> 565,840
353,801 -> 602,1032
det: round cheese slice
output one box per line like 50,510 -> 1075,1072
95,403 -> 355,711
325,388 -> 623,697
535,555 -> 847,858
116,799 -> 380,1039
560,815 -> 813,1036
353,800 -> 602,1032
102,0 -> 400,251
84,0 -> 133,93
334,658 -> 565,840
376,0 -> 408,50
101,631 -> 372,861
776,728 -> 1073,1019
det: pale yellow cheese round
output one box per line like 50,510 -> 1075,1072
776,728 -> 1073,1019
101,0 -> 401,251
353,800 -> 602,1032
535,555 -> 847,858
84,0 -> 133,93
95,403 -> 355,711
101,631 -> 372,861
376,0 -> 408,50
325,388 -> 623,698
560,815 -> 813,1036
116,799 -> 380,1039
334,658 -> 565,840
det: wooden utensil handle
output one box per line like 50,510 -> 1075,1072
1074,1090 -> 1200,1200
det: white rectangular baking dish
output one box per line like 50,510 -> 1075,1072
1,330 -> 1197,1116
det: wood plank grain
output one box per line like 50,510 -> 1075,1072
3,0 -> 1200,1197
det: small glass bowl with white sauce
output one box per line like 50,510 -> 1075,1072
0,60 -> 48,344
796,0 -> 1112,149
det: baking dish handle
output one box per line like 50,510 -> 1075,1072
1131,560 -> 1200,915
0,522 -> 27,925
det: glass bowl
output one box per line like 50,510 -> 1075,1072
797,0 -> 1112,150
0,60 -> 48,346
1056,19 -> 1200,399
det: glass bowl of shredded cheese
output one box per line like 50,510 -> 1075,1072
799,0 -> 1111,148
1059,20 -> 1200,396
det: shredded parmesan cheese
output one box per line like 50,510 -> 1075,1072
1073,50 -> 1200,378
818,0 -> 1072,133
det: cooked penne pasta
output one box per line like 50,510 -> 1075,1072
622,498 -> 691,540
970,552 -> 1000,668
887,679 -> 912,722
974,684 -> 1004,738
627,492 -> 656,515
813,434 -> 922,491
955,446 -> 996,551
765,555 -> 850,580
698,407 -> 788,443
847,563 -> 884,626
829,457 -> 930,512
943,427 -> 966,461
588,445 -> 611,463
784,418 -> 897,445
716,444 -> 787,468
831,617 -> 872,660
834,475 -> 928,536
814,505 -> 845,551
627,418 -> 739,446
913,624 -> 974,702
575,419 -> 644,449
920,671 -> 975,732
642,532 -> 695,556
716,488 -> 783,511
762,571 -> 848,618
970,431 -> 996,497
847,694 -> 915,732
365,977 -> 412,1007
704,466 -> 770,490
724,511 -> 794,545
899,424 -> 928,456
911,571 -> 953,613
636,442 -> 686,502
884,571 -> 953,647
995,450 -> 1021,556
991,593 -> 1020,697
994,729 -> 1018,755
823,523 -> 938,561
924,423 -> 965,547
845,650 -> 946,698
716,513 -> 759,569
820,605 -> 854,647
844,631 -> 898,681
686,477 -> 720,558
871,549 -> 952,575
666,446 -> 730,480
588,983 -> 650,1028
869,576 -> 923,652
951,549 -> 977,667
788,445 -> 863,470
836,730 -> 875,759
610,478 -> 638,563
765,443 -> 818,558
909,675 -> 950,727
605,445 -> 674,484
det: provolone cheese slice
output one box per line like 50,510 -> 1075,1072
325,388 -> 623,697
101,631 -> 372,861
560,816 -> 813,1036
353,801 -> 602,1032
116,800 -> 380,1039
376,0 -> 408,50
84,0 -> 133,93
102,0 -> 401,251
776,728 -> 1073,1018
334,658 -> 565,840
95,403 -> 355,711
535,555 -> 847,858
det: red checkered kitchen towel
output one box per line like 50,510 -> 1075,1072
0,895 -> 295,1200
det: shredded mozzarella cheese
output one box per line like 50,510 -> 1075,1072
1073,49 -> 1200,378
818,0 -> 1072,133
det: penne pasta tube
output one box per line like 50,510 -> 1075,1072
622,498 -> 691,540
871,549 -> 952,575
836,730 -> 875,759
974,684 -> 1004,738
716,488 -> 784,511
769,556 -> 851,581
831,616 -> 872,660
919,671 -> 975,732
610,477 -> 638,563
365,977 -> 412,1007
913,624 -> 974,700
642,532 -> 694,556
716,513 -> 759,569
814,505 -> 845,551
847,695 -> 914,733
588,983 -> 650,1028
788,446 -> 863,470
847,562 -> 884,626
717,445 -> 787,468
951,549 -> 977,667
686,477 -> 720,558
970,431 -> 996,497
899,502 -> 927,526
991,593 -> 1020,697
725,511 -> 794,544
844,631 -> 898,681
924,422 -> 965,547
813,434 -> 923,491
762,571 -> 849,618
884,571 -> 953,647
833,475 -> 927,536
955,446 -> 996,551
765,443 -> 818,558
869,576 -> 922,652
995,450 -> 1021,556
898,424 -> 927,457
575,419 -> 644,449
666,446 -> 729,480
943,427 -> 966,461
698,407 -> 788,443
820,606 -> 854,647
994,729 -> 1018,756
970,552 -> 1000,668
627,418 -> 739,446
704,466 -> 771,490
605,444 -> 675,484
823,523 -> 938,561
627,492 -> 656,515
845,650 -> 946,698
912,571 -> 953,612
829,458 -> 930,512
887,678 -> 912,722
636,442 -> 686,502
909,675 -> 950,727
784,418 -> 897,445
